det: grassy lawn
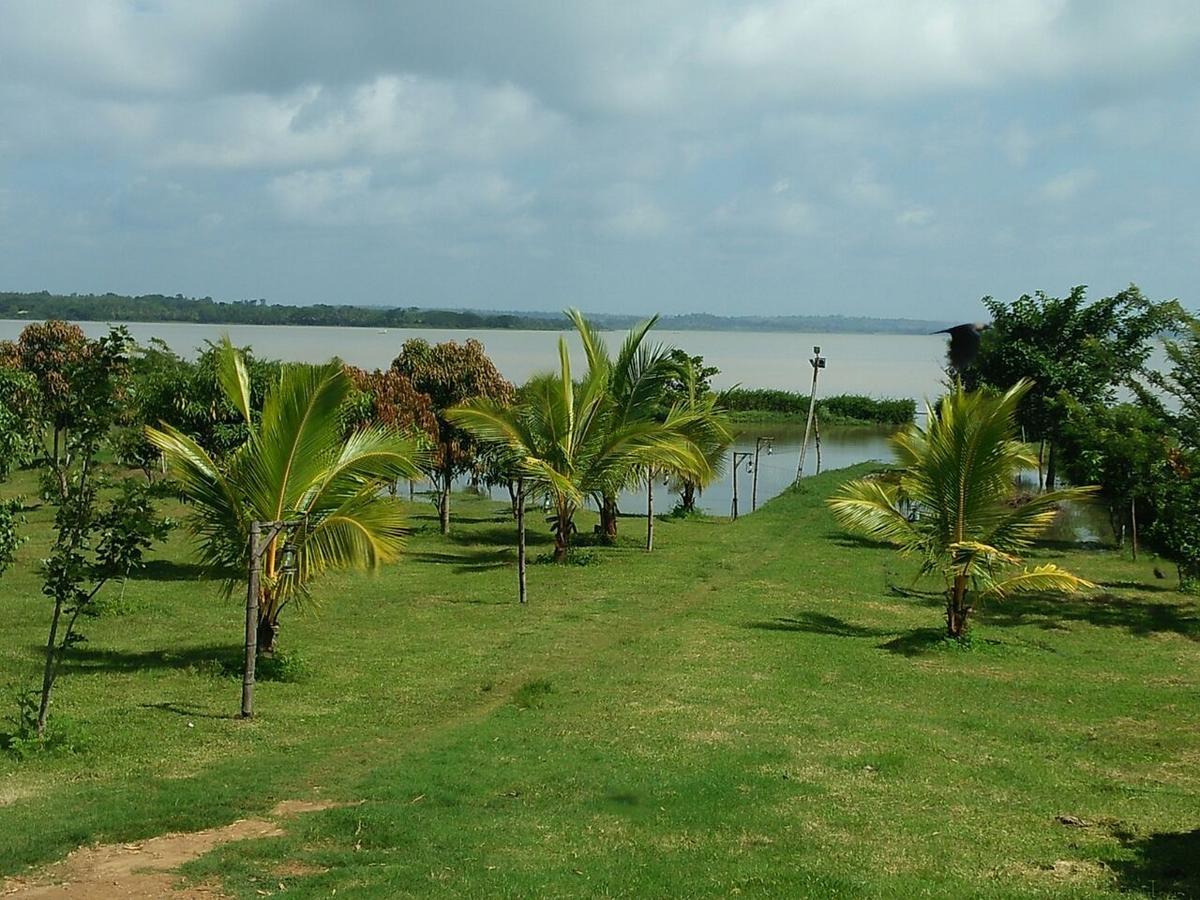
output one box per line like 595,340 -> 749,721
1,464 -> 1198,897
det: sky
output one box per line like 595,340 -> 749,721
1,1 -> 1198,319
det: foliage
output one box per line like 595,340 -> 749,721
341,366 -> 438,442
7,320 -> 91,460
1146,449 -> 1200,592
722,388 -> 915,425
829,380 -> 1095,637
448,339 -> 713,561
659,352 -> 733,513
963,285 -> 1184,485
1143,316 -> 1200,452
34,327 -> 174,738
390,338 -> 513,533
0,366 -> 40,478
0,498 -> 23,577
147,339 -> 423,654
1055,400 -> 1171,545
120,338 -> 284,465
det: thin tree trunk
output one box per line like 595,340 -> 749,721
946,575 -> 971,639
600,495 -> 618,543
439,472 -> 451,535
36,598 -> 64,737
256,616 -> 279,657
1045,442 -> 1057,491
1130,496 -> 1138,561
646,470 -> 654,552
516,477 -> 527,603
681,481 -> 696,513
1037,439 -> 1045,491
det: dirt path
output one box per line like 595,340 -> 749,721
0,800 -> 341,899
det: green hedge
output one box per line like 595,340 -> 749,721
723,389 -> 914,425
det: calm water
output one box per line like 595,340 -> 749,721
0,320 -> 949,398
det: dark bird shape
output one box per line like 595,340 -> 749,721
933,322 -> 990,371
1154,567 -> 1166,580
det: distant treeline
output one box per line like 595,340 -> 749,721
1,292 -> 946,335
723,389 -> 915,425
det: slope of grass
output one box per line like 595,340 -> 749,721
0,465 -> 1197,898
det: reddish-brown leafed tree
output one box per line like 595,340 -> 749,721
390,338 -> 514,533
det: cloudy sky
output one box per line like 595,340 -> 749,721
1,1 -> 1197,318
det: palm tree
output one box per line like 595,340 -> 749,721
146,340 -> 422,654
448,338 -> 711,565
828,379 -> 1095,638
663,362 -> 733,516
567,309 -> 678,541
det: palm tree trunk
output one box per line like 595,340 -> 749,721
600,495 -> 618,543
1045,442 -> 1057,491
946,575 -> 971,638
681,480 -> 696,513
256,615 -> 280,657
439,471 -> 452,535
516,477 -> 526,603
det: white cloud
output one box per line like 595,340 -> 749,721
896,207 -> 934,227
1039,167 -> 1097,201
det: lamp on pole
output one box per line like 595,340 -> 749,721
795,346 -> 827,482
242,517 -> 304,719
731,450 -> 752,520
751,436 -> 773,511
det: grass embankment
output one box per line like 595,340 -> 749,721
724,390 -> 915,426
0,466 -> 1198,897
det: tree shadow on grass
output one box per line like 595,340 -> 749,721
52,643 -> 241,674
1108,826 -> 1200,899
1098,579 -> 1176,594
127,559 -> 211,581
139,701 -> 235,721
823,531 -> 895,551
877,628 -> 952,656
407,547 -> 512,573
744,612 -> 890,638
445,524 -> 554,549
981,592 -> 1200,642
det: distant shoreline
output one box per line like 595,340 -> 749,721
1,291 -> 948,336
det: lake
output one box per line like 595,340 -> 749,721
0,318 -> 1131,531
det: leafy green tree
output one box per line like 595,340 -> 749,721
962,285 -> 1183,487
1143,316 -> 1200,452
147,341 -> 423,654
448,339 -> 712,563
34,328 -> 173,738
1055,400 -> 1171,547
9,320 -> 91,463
0,366 -> 40,479
829,380 -> 1095,638
390,339 -> 513,534
1146,449 -> 1200,592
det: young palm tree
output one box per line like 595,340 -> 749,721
828,379 -> 1095,638
663,362 -> 733,515
146,340 -> 422,654
567,309 -> 678,541
448,338 -> 711,564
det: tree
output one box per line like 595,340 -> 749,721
390,339 -> 513,534
1055,400 -> 1171,548
568,310 -> 678,541
660,352 -> 732,514
0,365 -> 40,479
147,340 -> 423,655
962,285 -> 1183,488
1146,449 -> 1200,592
1143,316 -> 1200,452
828,380 -> 1095,638
34,328 -> 173,737
448,339 -> 712,564
10,320 -> 91,463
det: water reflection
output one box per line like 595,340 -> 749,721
618,424 -> 898,517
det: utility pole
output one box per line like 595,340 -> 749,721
731,450 -> 752,520
752,436 -> 773,511
795,346 -> 827,482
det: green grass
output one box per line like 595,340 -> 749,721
1,465 -> 1198,897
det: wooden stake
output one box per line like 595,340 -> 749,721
241,522 -> 262,719
646,469 -> 654,551
516,477 -> 527,604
